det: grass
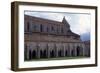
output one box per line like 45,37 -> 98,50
25,56 -> 90,61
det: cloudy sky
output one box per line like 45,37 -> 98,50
24,11 -> 91,41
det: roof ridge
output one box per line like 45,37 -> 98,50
25,14 -> 63,24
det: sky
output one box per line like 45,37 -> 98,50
24,11 -> 91,41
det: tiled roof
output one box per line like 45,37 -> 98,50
25,15 -> 63,25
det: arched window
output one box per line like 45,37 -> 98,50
33,24 -> 37,31
47,27 -> 49,32
27,22 -> 30,32
56,27 -> 59,34
40,24 -> 43,32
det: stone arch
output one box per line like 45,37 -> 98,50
40,49 -> 47,58
50,50 -> 55,58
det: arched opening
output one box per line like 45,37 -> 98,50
40,50 -> 43,58
29,50 -> 32,60
58,50 -> 62,57
76,46 -> 80,56
40,50 -> 47,58
47,27 -> 49,32
43,50 -> 47,58
71,49 -> 74,57
32,50 -> 36,59
65,50 -> 68,57
40,24 -> 43,32
50,50 -> 55,58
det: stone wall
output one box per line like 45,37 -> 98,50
25,33 -> 81,43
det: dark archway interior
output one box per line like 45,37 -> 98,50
71,50 -> 74,56
40,50 -> 47,58
29,50 -> 32,60
32,50 -> 36,59
43,50 -> 47,58
58,50 -> 62,57
50,50 -> 55,58
40,50 -> 43,58
65,50 -> 68,56
76,46 -> 80,56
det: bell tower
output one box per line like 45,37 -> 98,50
62,16 -> 70,28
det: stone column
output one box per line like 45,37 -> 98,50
71,44 -> 74,57
27,44 -> 31,60
60,44 -> 63,57
68,43 -> 72,57
56,44 -> 59,57
56,48 -> 58,57
24,43 -> 28,60
54,44 -> 57,57
81,43 -> 85,56
26,45 -> 29,60
74,44 -> 77,57
47,44 -> 50,58
36,44 -> 40,59
46,44 -> 48,58
63,44 -> 66,57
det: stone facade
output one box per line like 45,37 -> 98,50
24,15 -> 90,60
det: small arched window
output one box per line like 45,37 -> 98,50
61,27 -> 64,33
33,24 -> 37,31
40,24 -> 43,32
47,27 -> 49,32
27,22 -> 30,32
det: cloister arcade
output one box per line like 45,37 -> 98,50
24,42 -> 87,60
